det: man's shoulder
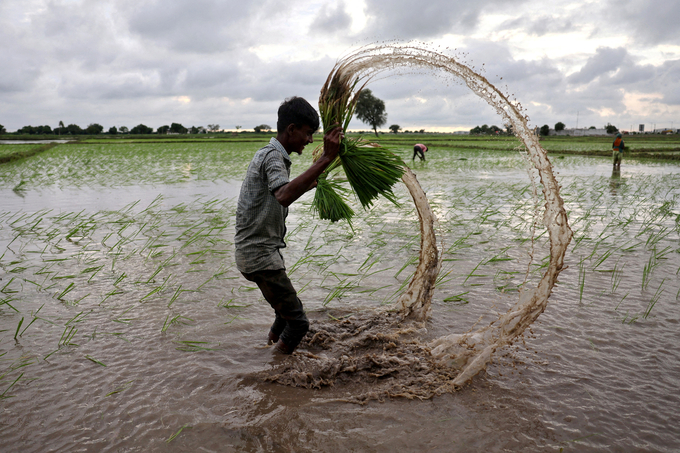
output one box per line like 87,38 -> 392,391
254,142 -> 277,156
249,143 -> 279,166
254,140 -> 288,159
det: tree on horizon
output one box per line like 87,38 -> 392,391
355,89 -> 387,137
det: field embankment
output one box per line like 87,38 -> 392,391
0,143 -> 60,164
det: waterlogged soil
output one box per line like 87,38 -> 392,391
1,142 -> 679,452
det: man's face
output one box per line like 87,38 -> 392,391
289,124 -> 315,155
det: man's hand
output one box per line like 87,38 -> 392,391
273,125 -> 345,207
320,124 -> 343,163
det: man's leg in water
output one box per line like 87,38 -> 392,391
241,269 -> 309,352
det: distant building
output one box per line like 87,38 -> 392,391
453,131 -> 470,135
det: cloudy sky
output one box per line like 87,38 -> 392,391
1,0 -> 679,133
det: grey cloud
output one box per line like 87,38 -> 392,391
460,41 -> 564,99
609,62 -> 655,85
563,48 -> 680,109
228,56 -> 337,103
50,47 -> 335,105
656,59 -> 680,105
26,2 -> 122,69
152,52 -> 337,103
567,47 -> 627,84
58,72 -> 163,100
184,61 -> 240,91
613,0 -> 680,45
0,53 -> 41,93
361,0 -> 526,39
392,95 -> 496,129
125,0 -> 256,53
309,1 -> 352,34
499,14 -> 578,36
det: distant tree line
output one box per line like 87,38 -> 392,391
0,121 -> 632,137
537,122 -> 619,136
1,122 -> 228,135
3,90 -> 392,137
469,124 -> 513,135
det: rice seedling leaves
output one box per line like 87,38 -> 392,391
1,277 -> 18,294
58,325 -> 78,347
443,291 -> 470,305
0,372 -> 24,399
85,355 -> 106,367
173,340 -> 219,352
0,297 -> 19,312
13,317 -> 24,340
162,314 -> 194,332
166,425 -> 191,443
217,298 -> 249,309
105,380 -> 134,397
56,282 -> 75,300
643,279 -> 665,319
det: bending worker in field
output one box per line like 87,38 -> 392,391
234,97 -> 342,354
413,143 -> 428,161
612,132 -> 624,169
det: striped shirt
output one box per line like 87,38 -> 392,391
234,138 -> 291,273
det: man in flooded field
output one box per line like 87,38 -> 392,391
234,96 -> 342,354
612,132 -> 624,169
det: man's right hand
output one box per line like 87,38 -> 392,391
321,124 -> 343,162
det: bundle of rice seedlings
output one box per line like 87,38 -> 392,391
338,136 -> 402,208
312,60 -> 404,222
313,175 -> 355,223
312,152 -> 355,224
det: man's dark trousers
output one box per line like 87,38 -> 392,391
241,269 -> 309,349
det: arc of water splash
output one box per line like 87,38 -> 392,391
333,43 -> 573,387
392,167 -> 441,321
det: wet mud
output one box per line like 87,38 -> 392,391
263,311 -> 459,402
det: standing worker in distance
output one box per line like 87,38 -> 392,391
612,132 -> 624,169
234,96 -> 342,354
413,143 -> 428,161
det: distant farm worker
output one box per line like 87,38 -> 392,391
413,143 -> 428,161
612,132 -> 625,168
234,97 -> 342,354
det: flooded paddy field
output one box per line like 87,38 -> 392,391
1,141 -> 679,452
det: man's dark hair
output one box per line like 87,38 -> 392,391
277,97 -> 320,133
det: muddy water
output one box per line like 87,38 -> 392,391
1,147 -> 680,452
